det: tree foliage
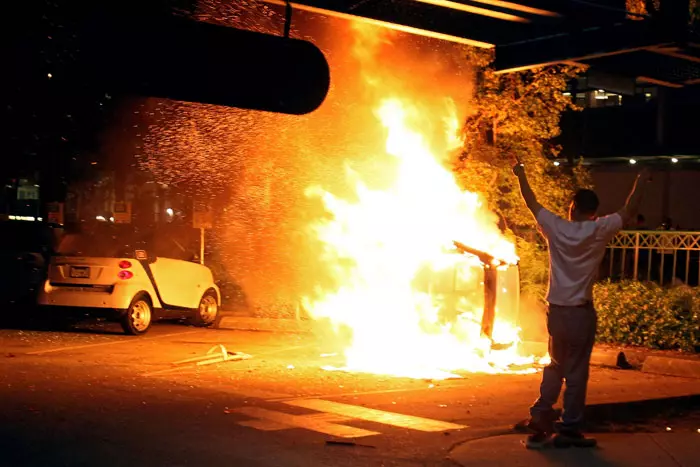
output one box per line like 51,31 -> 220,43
456,48 -> 590,299
626,0 -> 699,23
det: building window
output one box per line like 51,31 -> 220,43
592,89 -> 623,108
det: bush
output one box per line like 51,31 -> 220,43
594,281 -> 700,352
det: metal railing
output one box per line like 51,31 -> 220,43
604,230 -> 700,286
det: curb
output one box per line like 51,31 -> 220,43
519,343 -> 634,369
591,349 -> 633,369
642,356 -> 700,379
449,432 -> 699,467
215,315 -> 314,334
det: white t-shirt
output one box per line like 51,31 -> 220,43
536,209 -> 623,306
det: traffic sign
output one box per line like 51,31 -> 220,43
113,201 -> 132,224
192,204 -> 213,230
47,202 -> 64,225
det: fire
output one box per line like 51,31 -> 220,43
304,95 -> 545,379
302,24 -> 544,379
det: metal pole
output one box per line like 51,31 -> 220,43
633,232 -> 640,280
200,227 -> 205,265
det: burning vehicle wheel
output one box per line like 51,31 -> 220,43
121,295 -> 152,335
191,291 -> 219,327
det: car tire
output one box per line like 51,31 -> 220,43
190,290 -> 219,327
121,294 -> 153,336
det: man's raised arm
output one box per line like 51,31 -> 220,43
513,158 -> 543,219
618,168 -> 651,224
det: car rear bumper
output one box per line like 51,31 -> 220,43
37,282 -> 144,310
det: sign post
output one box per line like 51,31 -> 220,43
192,202 -> 213,265
199,228 -> 205,265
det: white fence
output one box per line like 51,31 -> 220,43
605,230 -> 700,285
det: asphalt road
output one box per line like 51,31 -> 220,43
1,321 -> 699,467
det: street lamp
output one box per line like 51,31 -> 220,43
629,159 -> 637,165
671,157 -> 678,164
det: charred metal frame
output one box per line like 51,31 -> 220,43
452,241 -> 507,341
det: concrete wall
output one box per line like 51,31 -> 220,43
591,166 -> 700,230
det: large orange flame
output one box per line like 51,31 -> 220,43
302,24 -> 542,379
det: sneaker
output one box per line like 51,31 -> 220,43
525,416 -> 555,435
553,430 -> 597,448
525,431 -> 552,450
522,416 -> 555,450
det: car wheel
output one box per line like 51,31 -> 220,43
191,291 -> 219,327
121,295 -> 152,335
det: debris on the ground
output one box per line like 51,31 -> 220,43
172,345 -> 251,367
325,440 -> 376,449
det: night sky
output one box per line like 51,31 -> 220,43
2,1 -> 199,200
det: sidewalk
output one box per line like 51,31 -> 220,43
450,432 -> 700,467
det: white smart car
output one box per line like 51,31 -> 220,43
37,223 -> 221,335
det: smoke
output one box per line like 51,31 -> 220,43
139,5 -> 477,314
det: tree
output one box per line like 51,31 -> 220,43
455,48 -> 590,299
626,0 -> 699,23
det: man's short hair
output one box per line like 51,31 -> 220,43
572,189 -> 599,215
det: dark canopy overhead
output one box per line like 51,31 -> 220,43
269,0 -> 700,88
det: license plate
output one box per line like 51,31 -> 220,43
69,266 -> 90,279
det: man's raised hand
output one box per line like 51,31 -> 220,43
512,155 -> 525,177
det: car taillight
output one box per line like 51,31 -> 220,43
118,270 -> 134,280
119,260 -> 132,269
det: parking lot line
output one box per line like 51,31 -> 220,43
26,329 -> 206,355
268,380 -> 471,402
285,399 -> 467,432
233,406 -> 380,438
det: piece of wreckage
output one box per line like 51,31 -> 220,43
413,240 -> 520,354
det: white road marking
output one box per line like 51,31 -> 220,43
235,413 -> 348,431
268,380 -> 471,402
233,406 -> 380,438
237,419 -> 288,431
285,399 -> 467,432
26,330 -> 205,355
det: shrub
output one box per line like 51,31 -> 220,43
594,280 -> 700,352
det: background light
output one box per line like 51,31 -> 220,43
671,157 -> 678,163
629,159 -> 637,165
166,208 -> 174,216
553,161 -> 560,166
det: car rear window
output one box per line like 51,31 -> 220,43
56,223 -> 197,261
56,224 -> 147,258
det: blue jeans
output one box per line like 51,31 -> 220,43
530,302 -> 597,430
